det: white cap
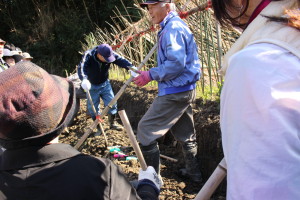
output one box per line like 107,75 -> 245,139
11,50 -> 21,56
3,49 -> 13,57
22,52 -> 33,59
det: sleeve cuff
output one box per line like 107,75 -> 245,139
137,179 -> 160,195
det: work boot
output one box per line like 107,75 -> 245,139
140,142 -> 161,174
108,114 -> 123,131
178,141 -> 202,183
94,126 -> 102,136
91,116 -> 102,136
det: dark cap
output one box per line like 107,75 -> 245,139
140,0 -> 173,8
0,62 -> 76,149
96,44 -> 115,63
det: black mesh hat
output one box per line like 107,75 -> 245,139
140,0 -> 173,8
0,62 -> 76,149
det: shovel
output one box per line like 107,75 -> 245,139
193,158 -> 226,200
86,89 -> 109,148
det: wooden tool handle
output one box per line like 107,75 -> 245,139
118,110 -> 147,170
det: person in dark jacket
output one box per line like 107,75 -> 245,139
0,62 -> 161,200
78,44 -> 134,131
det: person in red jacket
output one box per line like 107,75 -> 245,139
0,62 -> 162,200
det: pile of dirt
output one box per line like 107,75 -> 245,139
60,80 -> 225,200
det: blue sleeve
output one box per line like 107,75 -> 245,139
150,28 -> 187,81
112,52 -> 133,70
77,50 -> 92,80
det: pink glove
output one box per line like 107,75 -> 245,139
133,71 -> 152,87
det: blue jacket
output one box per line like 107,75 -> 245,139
149,11 -> 201,96
78,47 -> 133,85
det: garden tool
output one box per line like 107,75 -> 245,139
119,110 -> 163,189
193,158 -> 226,200
118,110 -> 147,170
86,89 -> 109,148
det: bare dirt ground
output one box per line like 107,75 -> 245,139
60,80 -> 226,200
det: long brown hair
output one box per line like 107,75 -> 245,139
211,0 -> 300,30
211,0 -> 250,28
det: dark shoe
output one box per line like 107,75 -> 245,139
180,141 -> 202,183
94,126 -> 102,136
108,114 -> 123,131
178,168 -> 202,183
110,123 -> 123,131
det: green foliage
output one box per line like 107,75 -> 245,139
0,0 -> 140,76
80,0 -> 240,100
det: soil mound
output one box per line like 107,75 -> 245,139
60,80 -> 225,199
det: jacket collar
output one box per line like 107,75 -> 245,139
92,47 -> 101,62
159,11 -> 178,30
0,143 -> 81,170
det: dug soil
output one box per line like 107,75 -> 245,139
60,80 -> 226,200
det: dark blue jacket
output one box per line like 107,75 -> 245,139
78,47 -> 133,85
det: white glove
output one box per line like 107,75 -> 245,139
129,66 -> 139,78
81,78 -> 91,91
138,166 -> 163,190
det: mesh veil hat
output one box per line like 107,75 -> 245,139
0,62 -> 76,149
140,0 -> 173,8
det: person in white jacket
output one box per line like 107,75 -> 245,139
211,0 -> 300,199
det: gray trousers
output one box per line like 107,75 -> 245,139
137,90 -> 196,146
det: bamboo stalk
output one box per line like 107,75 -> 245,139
215,21 -> 223,83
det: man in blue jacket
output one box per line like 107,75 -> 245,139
134,0 -> 202,183
78,44 -> 134,131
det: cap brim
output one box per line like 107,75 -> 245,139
104,55 -> 116,63
140,1 -> 159,8
3,54 -> 13,57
